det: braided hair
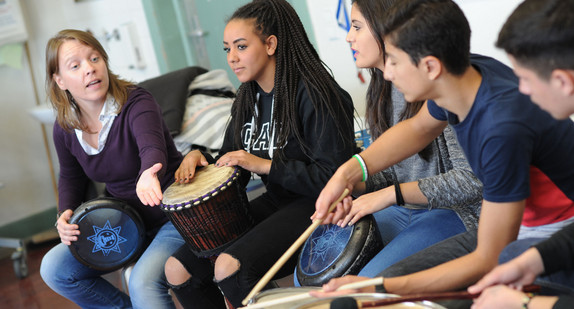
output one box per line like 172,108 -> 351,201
228,0 -> 353,159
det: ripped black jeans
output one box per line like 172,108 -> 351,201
169,193 -> 316,308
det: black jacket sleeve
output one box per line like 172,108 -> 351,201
534,221 -> 574,274
214,118 -> 252,189
266,82 -> 356,198
553,295 -> 574,309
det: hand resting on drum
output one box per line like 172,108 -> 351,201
136,162 -> 164,206
174,150 -> 209,183
309,275 -> 377,298
338,185 -> 395,227
216,150 -> 272,175
175,149 -> 272,182
55,209 -> 80,245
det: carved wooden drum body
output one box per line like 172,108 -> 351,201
160,164 -> 253,257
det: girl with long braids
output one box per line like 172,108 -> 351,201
329,0 -> 483,277
164,0 -> 356,307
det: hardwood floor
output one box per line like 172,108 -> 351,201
1,240 -> 84,308
0,239 -> 182,309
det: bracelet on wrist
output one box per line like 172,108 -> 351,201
522,293 -> 534,309
353,154 -> 368,182
394,181 -> 405,206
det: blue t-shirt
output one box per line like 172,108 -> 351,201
427,54 -> 574,203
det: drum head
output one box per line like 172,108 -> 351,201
298,224 -> 354,277
161,164 -> 237,210
297,215 -> 383,286
68,197 -> 145,271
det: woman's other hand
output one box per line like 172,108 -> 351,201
56,209 -> 80,245
137,163 -> 163,206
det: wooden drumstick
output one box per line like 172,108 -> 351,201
342,284 -> 541,308
241,188 -> 351,306
241,277 -> 384,309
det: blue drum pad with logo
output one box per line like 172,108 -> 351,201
68,197 -> 145,272
297,215 -> 383,286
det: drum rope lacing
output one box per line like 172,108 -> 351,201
161,167 -> 239,211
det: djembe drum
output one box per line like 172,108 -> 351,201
68,197 -> 146,271
160,164 -> 254,257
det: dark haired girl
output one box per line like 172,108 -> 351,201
165,0 -> 356,307
330,0 -> 482,277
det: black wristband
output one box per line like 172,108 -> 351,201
394,181 -> 405,206
375,282 -> 387,293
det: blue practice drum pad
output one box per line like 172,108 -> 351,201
68,197 -> 146,272
296,215 -> 383,286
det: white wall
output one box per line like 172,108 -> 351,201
0,0 -> 160,227
455,0 -> 524,66
307,0 -> 523,120
306,0 -> 369,118
0,51 -> 55,227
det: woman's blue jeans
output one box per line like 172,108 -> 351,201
358,205 -> 466,277
40,221 -> 185,309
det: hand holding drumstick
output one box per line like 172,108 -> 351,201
241,277 -> 384,309
310,275 -> 378,298
312,158 -> 363,225
242,188 -> 351,306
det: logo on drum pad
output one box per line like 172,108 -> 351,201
310,225 -> 347,264
87,220 -> 127,256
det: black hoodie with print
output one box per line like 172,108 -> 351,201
218,80 -> 356,202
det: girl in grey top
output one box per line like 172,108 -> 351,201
340,0 -> 483,276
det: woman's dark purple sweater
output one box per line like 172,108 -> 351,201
53,87 -> 182,229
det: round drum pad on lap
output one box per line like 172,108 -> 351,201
68,197 -> 145,272
296,215 -> 383,286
